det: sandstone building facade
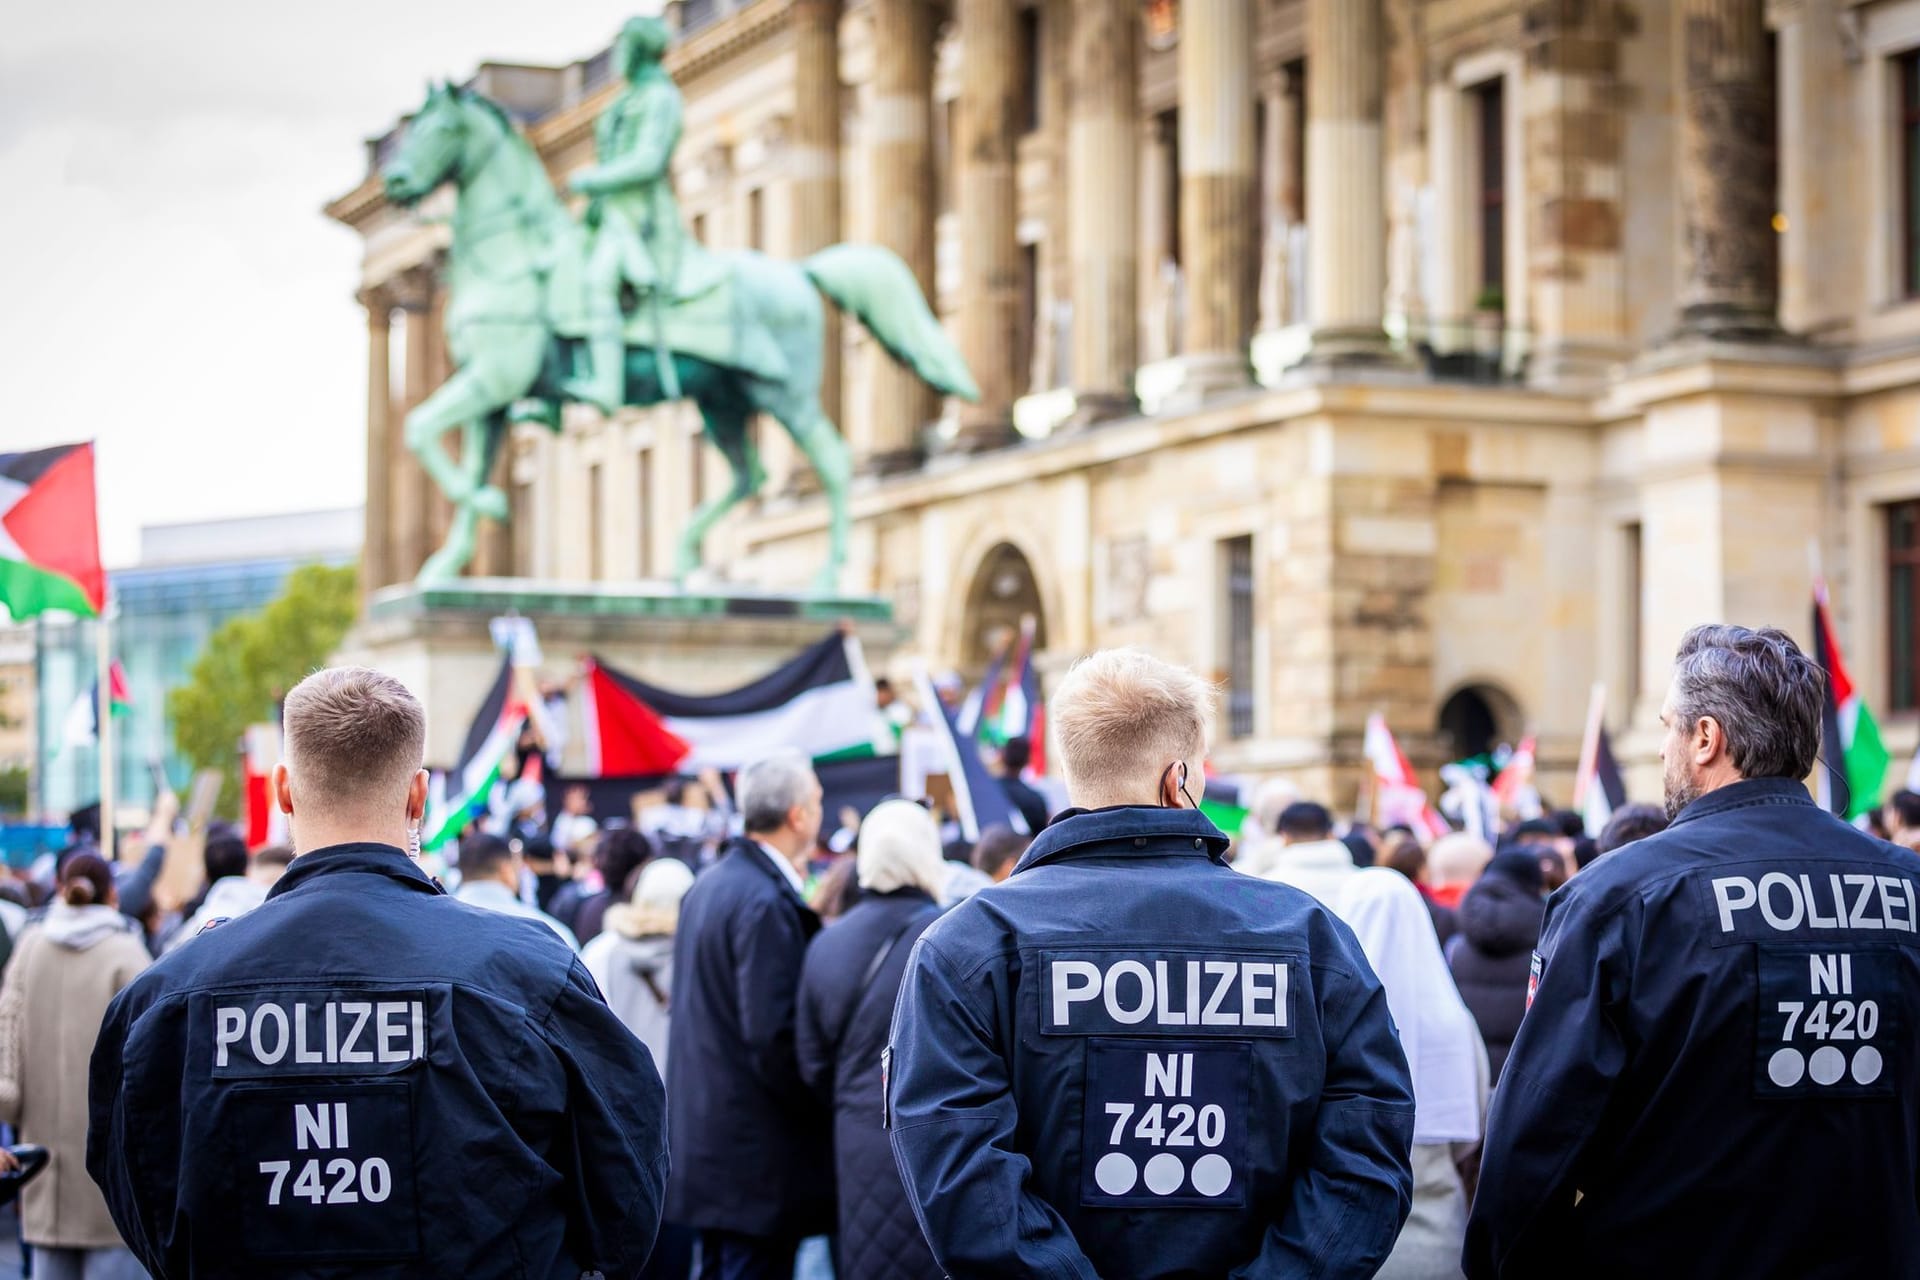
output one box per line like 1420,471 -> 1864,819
329,0 -> 1920,802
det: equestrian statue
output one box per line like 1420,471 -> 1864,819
381,16 -> 978,590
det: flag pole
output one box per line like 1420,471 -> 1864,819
95,602 -> 117,860
1572,682 -> 1607,809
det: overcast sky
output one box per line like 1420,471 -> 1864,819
1,1 -> 646,565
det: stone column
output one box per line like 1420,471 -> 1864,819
360,290 -> 393,597
1526,2 -> 1628,387
1140,114 -> 1176,365
1258,65 -> 1304,333
1776,0 -> 1855,334
1065,0 -> 1141,421
861,0 -> 937,473
1175,0 -> 1256,393
1675,0 -> 1779,338
791,0 -> 844,425
1305,0 -> 1390,361
391,269 -> 438,583
426,284 -> 456,553
952,0 -> 1021,450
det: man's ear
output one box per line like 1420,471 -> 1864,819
272,763 -> 295,817
1695,716 -> 1724,767
408,770 -> 430,824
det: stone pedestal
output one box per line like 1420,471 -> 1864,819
338,579 -> 903,771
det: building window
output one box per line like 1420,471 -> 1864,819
1902,53 -> 1920,298
1624,521 -> 1643,706
936,99 -> 958,216
1220,535 -> 1255,739
587,462 -> 604,580
1019,4 -> 1042,134
1470,77 -> 1506,305
1890,500 -> 1920,710
636,447 -> 654,576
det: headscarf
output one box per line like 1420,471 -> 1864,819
857,800 -> 949,897
606,858 -> 695,939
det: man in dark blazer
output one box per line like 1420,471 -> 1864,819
666,749 -> 833,1279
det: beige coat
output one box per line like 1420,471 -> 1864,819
0,904 -> 150,1248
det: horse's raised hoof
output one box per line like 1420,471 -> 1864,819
470,486 -> 510,521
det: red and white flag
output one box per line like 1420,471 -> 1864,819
1363,713 -> 1449,842
243,722 -> 289,850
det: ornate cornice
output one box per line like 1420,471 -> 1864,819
325,174 -> 388,229
667,0 -> 797,87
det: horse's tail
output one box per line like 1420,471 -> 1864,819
803,244 -> 981,402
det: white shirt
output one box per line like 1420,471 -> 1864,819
1259,840 -> 1487,1145
453,879 -> 581,951
757,840 -> 807,896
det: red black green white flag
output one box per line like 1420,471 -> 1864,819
1814,582 -> 1890,820
0,442 -> 106,620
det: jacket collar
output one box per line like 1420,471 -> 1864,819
1014,805 -> 1229,875
267,843 -> 445,902
1667,776 -> 1815,829
724,838 -> 812,908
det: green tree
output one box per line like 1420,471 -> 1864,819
0,763 -> 27,815
169,563 -> 359,819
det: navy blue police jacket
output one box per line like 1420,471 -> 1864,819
86,843 -> 669,1280
1465,778 -> 1920,1279
886,806 -> 1415,1280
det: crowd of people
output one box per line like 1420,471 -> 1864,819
3,624 -> 1920,1278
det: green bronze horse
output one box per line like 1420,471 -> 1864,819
380,83 -> 978,590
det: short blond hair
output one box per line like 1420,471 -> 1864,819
283,667 -> 426,815
1051,649 -> 1214,807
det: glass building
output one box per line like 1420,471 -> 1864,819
32,508 -> 360,819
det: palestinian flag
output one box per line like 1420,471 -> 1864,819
1576,725 -> 1628,837
1815,583 -> 1890,820
1363,713 -> 1449,841
912,662 -> 1015,842
62,660 -> 132,751
424,653 -> 524,851
1198,770 -> 1250,835
994,616 -> 1047,773
1491,735 -> 1541,817
583,632 -> 888,775
0,443 -> 106,620
956,643 -> 1009,741
243,721 -> 290,850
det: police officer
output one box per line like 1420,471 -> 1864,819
87,667 -> 668,1279
1466,625 -> 1920,1277
887,649 -> 1415,1278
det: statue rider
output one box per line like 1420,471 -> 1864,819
565,16 -> 693,414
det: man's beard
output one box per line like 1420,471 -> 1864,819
1664,757 -> 1702,821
